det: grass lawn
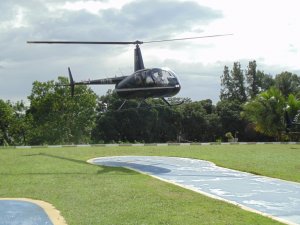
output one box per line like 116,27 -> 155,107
1,144 -> 299,225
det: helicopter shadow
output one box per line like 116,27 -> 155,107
22,153 -> 135,175
92,161 -> 171,174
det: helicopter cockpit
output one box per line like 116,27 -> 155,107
116,68 -> 181,98
118,68 -> 180,88
148,68 -> 179,86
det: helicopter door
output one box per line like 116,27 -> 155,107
144,70 -> 155,86
134,72 -> 144,86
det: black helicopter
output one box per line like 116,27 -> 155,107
27,34 -> 232,110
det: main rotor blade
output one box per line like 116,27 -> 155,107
27,40 -> 143,45
27,34 -> 232,45
143,34 -> 233,43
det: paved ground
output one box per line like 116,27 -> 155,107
0,200 -> 53,225
89,156 -> 300,225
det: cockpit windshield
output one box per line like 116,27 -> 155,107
150,68 -> 178,86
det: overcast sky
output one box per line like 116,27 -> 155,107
1,0 -> 300,103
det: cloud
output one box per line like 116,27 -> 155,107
23,0 -> 222,41
1,0 -> 299,104
0,0 -> 223,102
101,0 -> 222,39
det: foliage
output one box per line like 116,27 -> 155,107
179,101 -> 208,142
65,64 -> 300,143
7,101 -> 30,145
246,61 -> 276,99
220,62 -> 300,141
242,87 -> 286,139
257,71 -> 275,92
231,62 -> 247,102
0,100 -> 29,146
220,62 -> 247,102
246,60 -> 259,99
225,132 -> 233,140
275,71 -> 300,97
0,99 -> 13,145
27,77 -> 97,145
221,61 -> 276,102
179,100 -> 221,142
220,65 -> 232,100
92,91 -> 222,143
216,99 -> 246,140
286,94 -> 300,118
92,92 -> 182,143
2,61 -> 300,144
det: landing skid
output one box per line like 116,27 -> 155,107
117,98 -> 184,111
118,99 -> 149,111
161,97 -> 184,107
117,100 -> 127,111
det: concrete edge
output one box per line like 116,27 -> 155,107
0,198 -> 67,225
87,156 -> 298,225
1,142 -> 300,149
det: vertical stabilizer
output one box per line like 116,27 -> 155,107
134,45 -> 145,72
68,67 -> 75,97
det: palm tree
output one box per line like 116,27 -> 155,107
242,87 -> 286,140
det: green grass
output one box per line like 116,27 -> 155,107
1,145 -> 299,225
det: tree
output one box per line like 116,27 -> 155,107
257,71 -> 275,92
199,99 -> 214,114
220,62 -> 247,102
285,94 -> 300,120
8,101 -> 31,145
220,65 -> 233,100
246,60 -> 259,99
180,101 -> 208,142
284,94 -> 300,139
0,99 -> 13,145
275,71 -> 300,97
0,100 -> 33,146
27,77 -> 97,145
204,112 -> 222,142
216,99 -> 246,140
242,87 -> 286,140
92,91 -> 182,143
231,62 -> 247,102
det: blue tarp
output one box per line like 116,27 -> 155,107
90,156 -> 300,225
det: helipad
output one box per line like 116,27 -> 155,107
89,156 -> 300,225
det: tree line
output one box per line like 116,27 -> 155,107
1,60 -> 300,146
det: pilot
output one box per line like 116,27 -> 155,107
157,71 -> 167,85
145,75 -> 154,85
135,74 -> 142,85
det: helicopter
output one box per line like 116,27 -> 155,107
27,34 -> 232,110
